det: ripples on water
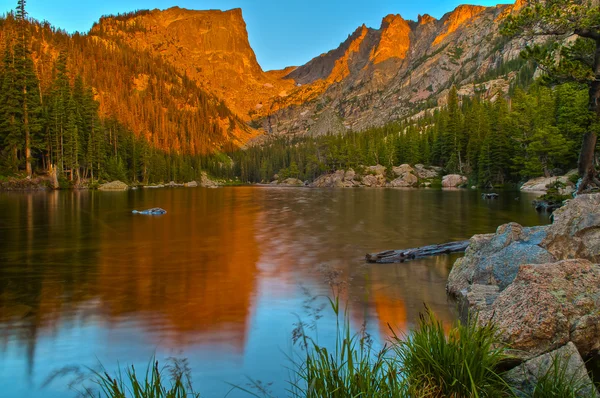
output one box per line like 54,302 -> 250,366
0,187 -> 549,397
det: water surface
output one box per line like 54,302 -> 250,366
0,187 -> 548,397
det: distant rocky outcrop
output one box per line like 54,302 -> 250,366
447,194 -> 600,364
520,170 -> 577,194
279,178 -> 304,186
199,172 -> 219,188
184,181 -> 198,187
414,164 -> 442,179
310,169 -> 360,188
307,164 -> 444,188
98,181 -> 129,191
390,164 -> 418,187
442,174 -> 467,187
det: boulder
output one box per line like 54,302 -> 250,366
344,168 -> 356,182
414,164 -> 441,179
504,342 -> 599,397
280,178 -> 304,186
184,181 -> 198,187
199,172 -> 218,188
390,164 -> 418,187
98,181 -> 128,191
447,223 -> 552,297
366,164 -> 386,176
542,194 -> 600,263
442,174 -> 467,187
310,170 -> 345,188
361,174 -> 387,187
479,259 -> 600,359
520,171 -> 577,194
389,174 -> 418,187
392,164 -> 414,177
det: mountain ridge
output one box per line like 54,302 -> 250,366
0,1 -> 529,155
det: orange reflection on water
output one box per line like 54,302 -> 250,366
93,188 -> 260,351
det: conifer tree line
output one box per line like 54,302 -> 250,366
0,1 -> 592,188
203,82 -> 590,187
0,1 -> 245,185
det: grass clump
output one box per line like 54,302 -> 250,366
288,296 -> 406,398
528,355 -> 598,398
392,308 -> 512,397
83,358 -> 200,398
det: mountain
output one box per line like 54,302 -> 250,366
269,2 -> 528,135
0,1 -> 529,156
90,7 -> 297,120
0,12 -> 256,156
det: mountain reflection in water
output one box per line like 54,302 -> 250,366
0,187 -> 549,397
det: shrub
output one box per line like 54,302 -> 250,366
391,308 -> 512,397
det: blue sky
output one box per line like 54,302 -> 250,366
0,0 -> 510,71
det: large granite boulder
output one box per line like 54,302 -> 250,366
390,164 -> 418,187
479,259 -> 600,359
447,223 -> 553,297
542,194 -> 600,263
392,164 -> 414,177
98,181 -> 128,191
280,178 -> 304,186
199,172 -> 218,188
504,342 -> 599,397
361,174 -> 387,187
442,174 -> 467,187
310,169 -> 358,188
184,181 -> 198,187
414,164 -> 441,179
520,170 -> 577,193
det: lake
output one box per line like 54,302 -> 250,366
0,187 -> 549,397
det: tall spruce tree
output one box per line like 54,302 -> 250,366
503,0 -> 600,192
14,0 -> 41,177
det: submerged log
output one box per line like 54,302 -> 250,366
366,240 -> 470,264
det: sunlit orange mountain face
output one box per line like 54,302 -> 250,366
0,1 -> 525,154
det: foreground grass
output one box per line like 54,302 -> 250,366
392,309 -> 511,397
82,359 -> 200,398
81,301 -> 598,397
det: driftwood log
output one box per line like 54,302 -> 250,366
366,240 -> 470,264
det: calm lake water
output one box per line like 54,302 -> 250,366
0,187 -> 548,397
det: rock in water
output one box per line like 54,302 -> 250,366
481,193 -> 498,199
98,181 -> 129,191
132,208 -> 167,215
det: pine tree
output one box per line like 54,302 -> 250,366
14,0 -> 42,177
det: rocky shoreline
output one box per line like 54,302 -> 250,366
270,163 -> 470,188
447,193 -> 600,394
0,172 -> 221,192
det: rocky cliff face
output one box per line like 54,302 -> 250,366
91,2 -> 529,142
11,2 -> 530,154
91,7 -> 297,120
266,2 -> 528,136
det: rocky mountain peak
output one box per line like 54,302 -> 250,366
433,4 -> 487,45
417,14 -> 436,25
371,14 -> 411,64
